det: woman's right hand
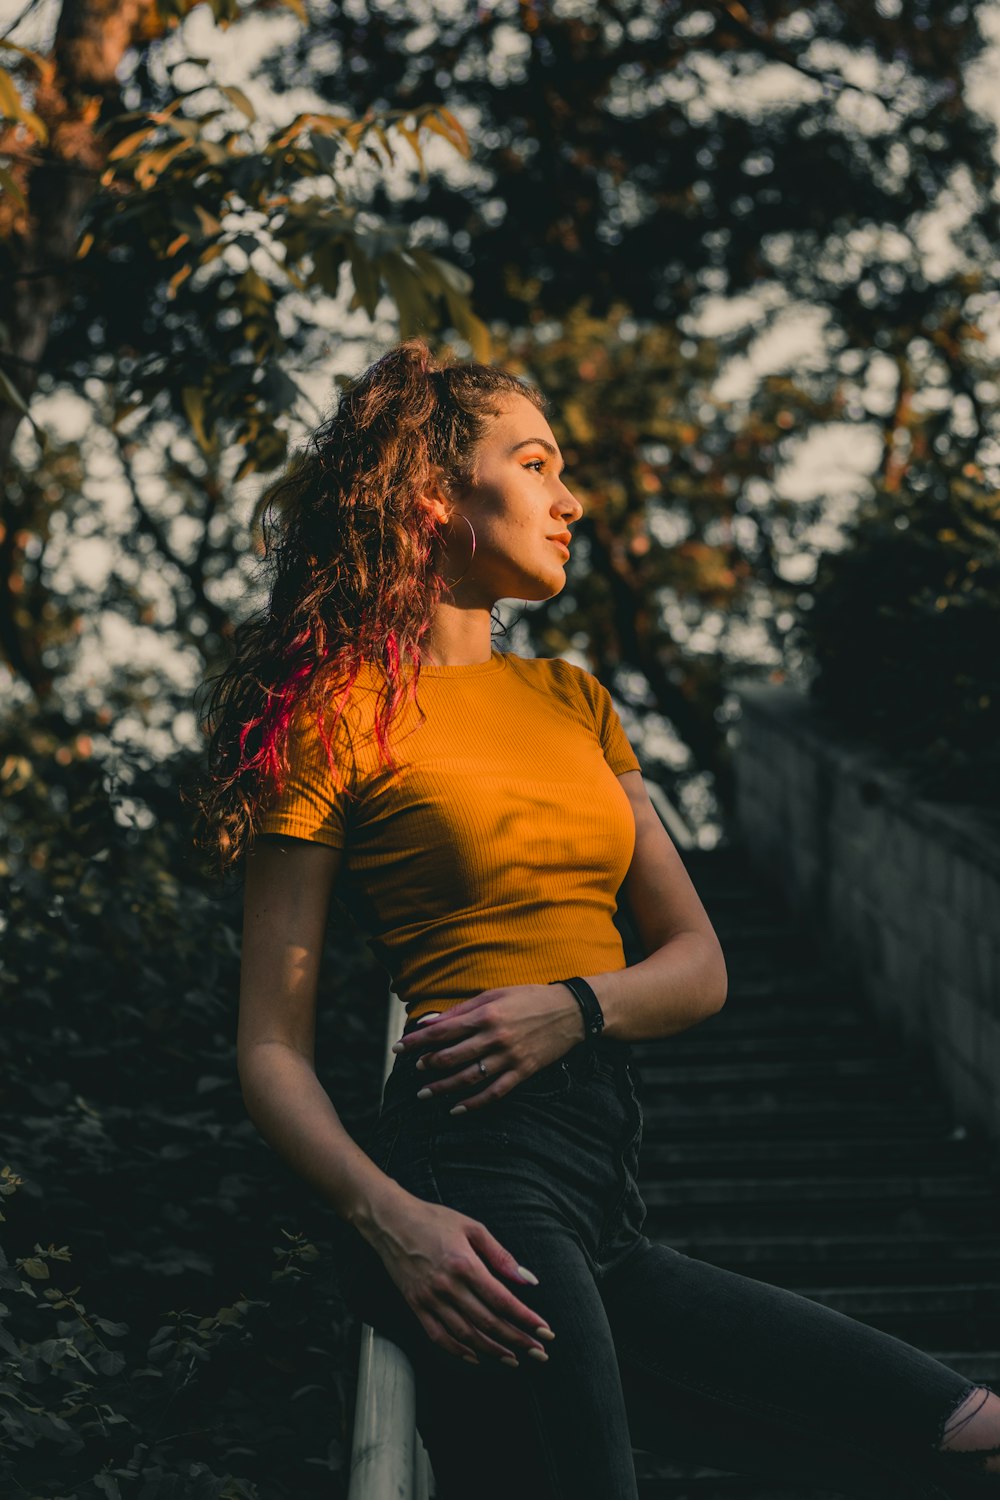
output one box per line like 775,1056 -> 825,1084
369,1193 -> 555,1367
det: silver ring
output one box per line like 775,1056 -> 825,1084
477,1059 -> 489,1078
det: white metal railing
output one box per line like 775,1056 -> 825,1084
644,777 -> 696,851
346,997 -> 434,1499
345,776 -> 693,1497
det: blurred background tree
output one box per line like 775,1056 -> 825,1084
2,1 -> 999,1495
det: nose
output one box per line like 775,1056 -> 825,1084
556,480 -> 584,525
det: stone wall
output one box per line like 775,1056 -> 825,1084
730,681 -> 1000,1156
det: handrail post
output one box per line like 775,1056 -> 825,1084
346,996 -> 435,1499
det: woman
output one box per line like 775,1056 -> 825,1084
198,338 -> 1000,1499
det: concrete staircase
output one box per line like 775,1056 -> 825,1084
627,841 -> 1000,1498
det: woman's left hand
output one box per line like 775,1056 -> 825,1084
393,985 -> 587,1111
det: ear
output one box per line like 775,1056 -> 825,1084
418,465 -> 452,527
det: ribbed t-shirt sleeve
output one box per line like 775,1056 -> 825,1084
254,702 -> 354,851
593,681 -> 640,775
572,666 -> 640,775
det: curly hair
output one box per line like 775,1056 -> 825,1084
191,336 -> 547,873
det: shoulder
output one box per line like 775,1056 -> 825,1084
511,652 -> 611,710
504,651 -> 596,691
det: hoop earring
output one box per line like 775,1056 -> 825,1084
443,513 -> 476,589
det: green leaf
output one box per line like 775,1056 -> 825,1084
0,163 -> 26,209
257,364 -> 300,411
377,251 -> 436,338
0,366 -> 43,436
346,240 -> 381,318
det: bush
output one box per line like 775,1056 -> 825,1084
0,710 -> 389,1497
791,469 -> 1000,805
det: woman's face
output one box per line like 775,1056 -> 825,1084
443,392 -> 584,604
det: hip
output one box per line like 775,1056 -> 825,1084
365,1031 -> 644,1205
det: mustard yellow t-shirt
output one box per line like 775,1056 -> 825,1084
255,648 -> 640,1022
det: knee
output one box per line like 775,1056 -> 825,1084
937,1386 -> 1000,1479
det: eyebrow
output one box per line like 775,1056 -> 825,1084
509,438 -> 566,474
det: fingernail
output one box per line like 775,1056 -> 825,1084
535,1326 -> 555,1341
462,1354 -> 480,1365
500,1355 -> 519,1369
517,1266 -> 539,1285
417,1087 -> 433,1100
527,1348 -> 549,1362
391,1041 -> 405,1054
415,1057 -> 426,1070
449,1104 -> 467,1115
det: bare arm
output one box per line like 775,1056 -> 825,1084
237,834 -> 553,1368
237,835 -> 407,1233
581,769 -> 728,1042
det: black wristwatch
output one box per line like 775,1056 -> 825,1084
550,976 -> 605,1042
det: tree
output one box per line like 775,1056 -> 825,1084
0,0 -> 484,699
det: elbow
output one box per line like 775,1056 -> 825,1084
236,1038 -> 297,1118
703,939 -> 728,1014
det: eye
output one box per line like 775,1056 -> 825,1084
522,459 -> 546,473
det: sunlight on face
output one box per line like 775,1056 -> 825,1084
451,393 -> 585,606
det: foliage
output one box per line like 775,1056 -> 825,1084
3,0 -> 996,754
0,702 -> 390,1497
0,1157 -> 347,1500
0,0 -> 483,697
792,462 -> 1000,804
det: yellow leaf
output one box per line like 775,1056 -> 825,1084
235,450 -> 259,484
133,139 -> 193,190
420,106 -> 469,158
241,267 -> 273,304
0,69 -> 24,121
396,123 -> 427,182
193,203 -> 222,237
219,85 -> 256,123
167,262 -> 193,297
371,123 -> 395,165
182,385 -> 211,452
19,108 -> 48,145
463,311 -> 492,363
21,1257 -> 49,1279
107,125 -> 158,161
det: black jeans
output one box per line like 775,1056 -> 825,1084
339,1028 -> 995,1500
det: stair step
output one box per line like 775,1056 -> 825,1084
638,1057 -> 917,1087
613,842 -> 1000,1500
784,1281 -> 1000,1316
661,1231 -> 1000,1274
641,1100 -> 957,1135
639,1136 -> 988,1175
645,1204 -> 1000,1240
641,1174 -> 997,1207
641,1128 -> 977,1164
649,1033 -> 909,1062
661,1006 -> 863,1038
640,1080 -> 951,1113
636,1473 -> 833,1499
